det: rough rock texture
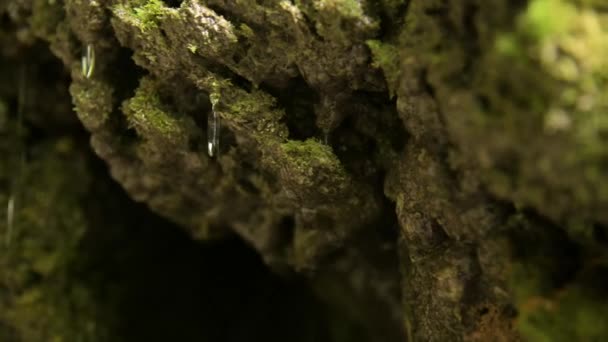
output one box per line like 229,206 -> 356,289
1,0 -> 607,341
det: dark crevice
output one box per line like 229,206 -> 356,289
511,210 -> 582,291
237,177 -> 260,194
159,27 -> 169,40
331,91 -> 405,185
109,47 -> 146,104
0,321 -> 18,342
0,12 -> 12,28
235,162 -> 263,195
459,248 -> 483,313
429,219 -> 450,248
160,0 -> 183,8
476,94 -> 491,112
420,68 -> 436,99
232,38 -> 252,64
376,0 -> 410,40
263,75 -> 319,141
332,198 -> 403,342
333,116 -> 379,180
161,79 -> 211,115
379,98 -> 407,154
275,215 -> 296,261
78,154 -> 332,342
205,3 -> 239,24
3,43 -> 81,135
592,223 -> 608,245
374,195 -> 401,245
424,6 -> 448,17
299,10 -> 324,41
189,51 -> 254,91
227,67 -> 254,90
106,46 -> 147,143
460,3 -> 481,80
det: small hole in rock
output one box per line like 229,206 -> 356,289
160,0 -> 183,8
264,75 -> 319,141
593,223 -> 608,244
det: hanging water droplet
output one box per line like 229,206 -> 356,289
81,44 -> 96,79
6,65 -> 27,247
207,109 -> 220,157
5,196 -> 15,247
323,132 -> 330,145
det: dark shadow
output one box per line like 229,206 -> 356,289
76,157 -> 331,342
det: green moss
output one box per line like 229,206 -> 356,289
277,139 -> 350,198
282,139 -> 338,168
187,43 -> 197,54
494,34 -> 521,57
113,0 -> 176,32
366,40 -> 401,96
70,80 -> 113,131
313,0 -> 365,19
522,0 -> 576,39
123,77 -> 189,147
238,23 -> 255,39
210,78 -> 288,139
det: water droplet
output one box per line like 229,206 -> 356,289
5,196 -> 15,247
6,66 -> 27,247
323,132 -> 330,145
207,110 -> 220,157
81,44 -> 96,79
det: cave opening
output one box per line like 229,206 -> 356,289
77,162 -> 332,342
